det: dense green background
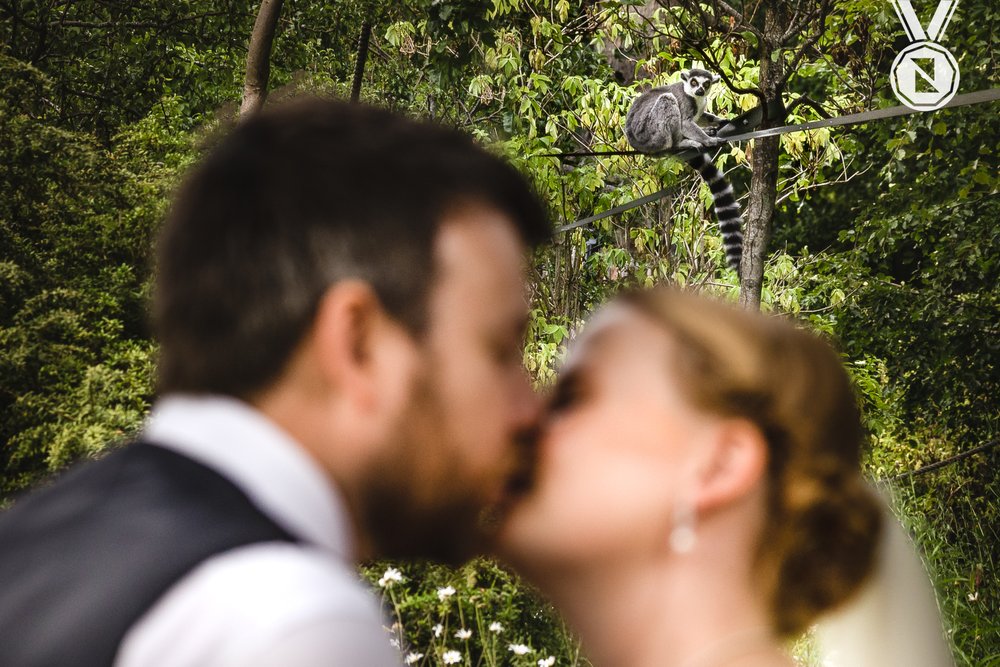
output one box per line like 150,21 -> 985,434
1,1 -> 997,664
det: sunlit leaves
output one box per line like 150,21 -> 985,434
385,21 -> 418,51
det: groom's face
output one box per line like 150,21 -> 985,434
361,206 -> 541,563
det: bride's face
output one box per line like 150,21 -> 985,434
497,307 -> 720,573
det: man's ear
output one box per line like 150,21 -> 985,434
693,420 -> 768,514
311,280 -> 384,409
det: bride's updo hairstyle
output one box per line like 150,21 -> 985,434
621,287 -> 883,637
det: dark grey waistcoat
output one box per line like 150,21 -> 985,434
0,443 -> 297,667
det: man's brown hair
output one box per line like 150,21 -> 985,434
154,98 -> 549,398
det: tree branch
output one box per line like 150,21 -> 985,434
781,0 -> 829,42
777,21 -> 826,89
696,44 -> 767,105
710,0 -> 764,39
637,2 -> 765,104
885,440 -> 1000,482
47,12 -> 232,30
785,94 -> 831,118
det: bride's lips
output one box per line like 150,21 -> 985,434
502,463 -> 535,502
478,463 -> 536,538
480,427 -> 540,527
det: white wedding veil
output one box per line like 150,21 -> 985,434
814,490 -> 955,667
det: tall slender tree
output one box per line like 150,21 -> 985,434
240,0 -> 285,118
632,0 -> 834,309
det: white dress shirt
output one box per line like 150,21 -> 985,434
115,395 -> 401,667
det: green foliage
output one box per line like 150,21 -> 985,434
0,56 -> 160,495
1,1 -> 253,138
0,0 -> 997,663
361,560 -> 585,666
769,7 -> 1000,661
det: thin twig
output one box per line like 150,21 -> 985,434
48,11 -> 232,29
882,440 -> 1000,482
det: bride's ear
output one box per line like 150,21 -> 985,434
693,420 -> 768,513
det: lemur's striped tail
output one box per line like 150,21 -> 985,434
684,152 -> 743,273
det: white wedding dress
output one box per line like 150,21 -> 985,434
815,497 -> 955,667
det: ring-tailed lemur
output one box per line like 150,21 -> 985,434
624,68 -> 743,273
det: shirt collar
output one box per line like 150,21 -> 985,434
142,394 -> 355,561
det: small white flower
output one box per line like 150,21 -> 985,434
538,658 -> 556,667
378,567 -> 404,588
437,585 -> 457,601
508,644 -> 532,655
433,624 -> 444,638
455,628 -> 472,640
968,591 -> 979,602
442,650 -> 462,664
488,621 -> 504,634
389,638 -> 400,649
404,653 -> 424,665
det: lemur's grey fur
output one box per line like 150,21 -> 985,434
624,68 -> 743,273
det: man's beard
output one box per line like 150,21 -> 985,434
355,374 -> 493,566
362,483 -> 489,565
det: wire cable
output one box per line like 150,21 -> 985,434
552,87 -> 999,233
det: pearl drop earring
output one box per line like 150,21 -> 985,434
669,498 -> 697,554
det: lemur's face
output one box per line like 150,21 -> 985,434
681,70 -> 720,98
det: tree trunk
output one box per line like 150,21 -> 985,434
350,21 -> 373,103
739,135 -> 780,309
240,0 -> 285,119
738,1 -> 784,310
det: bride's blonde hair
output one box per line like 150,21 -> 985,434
621,287 -> 882,637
